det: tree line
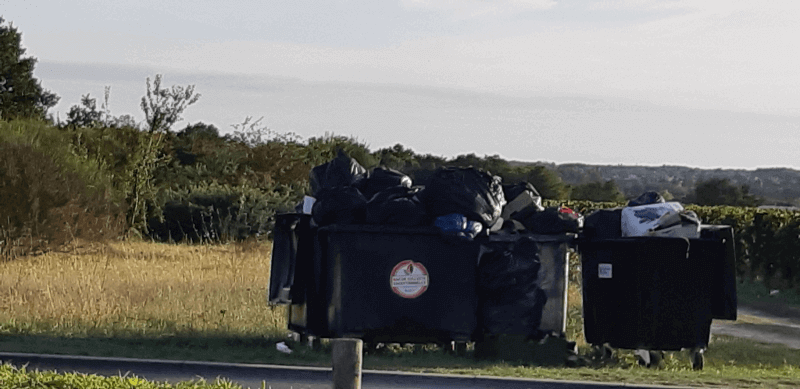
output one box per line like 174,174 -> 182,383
0,17 -> 764,257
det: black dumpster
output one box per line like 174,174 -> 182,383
578,226 -> 737,369
269,219 -> 577,352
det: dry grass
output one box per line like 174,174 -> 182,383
0,240 -> 286,338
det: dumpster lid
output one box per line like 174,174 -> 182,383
487,232 -> 577,244
319,224 -> 443,236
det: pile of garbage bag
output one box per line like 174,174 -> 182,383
583,191 -> 702,240
301,150 -> 581,238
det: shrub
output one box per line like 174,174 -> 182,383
0,142 -> 122,258
147,182 -> 303,243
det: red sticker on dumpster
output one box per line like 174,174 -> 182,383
390,260 -> 429,298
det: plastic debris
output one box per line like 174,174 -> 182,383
276,341 -> 293,354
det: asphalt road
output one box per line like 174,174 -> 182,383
0,352 -> 691,389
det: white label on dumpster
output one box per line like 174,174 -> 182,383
598,263 -> 613,279
390,260 -> 429,299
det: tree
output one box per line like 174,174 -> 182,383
140,74 -> 200,133
179,121 -> 221,140
0,17 -> 59,120
64,86 -> 136,128
570,180 -> 626,202
691,178 -> 762,207
501,165 -> 569,200
373,144 -> 419,170
449,153 -> 509,176
520,165 -> 570,200
66,93 -> 103,127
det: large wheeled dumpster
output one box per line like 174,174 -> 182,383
268,214 -> 576,355
578,225 -> 737,369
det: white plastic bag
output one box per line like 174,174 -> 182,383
621,202 -> 684,237
276,341 -> 293,354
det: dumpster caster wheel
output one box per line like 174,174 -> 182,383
288,332 -> 301,343
301,334 -> 316,349
634,349 -> 663,368
591,344 -> 614,362
691,348 -> 705,370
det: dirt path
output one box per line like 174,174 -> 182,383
711,303 -> 800,349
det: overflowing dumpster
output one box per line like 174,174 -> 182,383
579,213 -> 737,369
269,218 -> 575,346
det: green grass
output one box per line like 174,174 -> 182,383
0,363 -> 246,389
738,280 -> 800,307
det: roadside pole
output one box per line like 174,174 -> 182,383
332,338 -> 362,389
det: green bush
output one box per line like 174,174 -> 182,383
147,181 -> 303,243
0,139 -> 122,258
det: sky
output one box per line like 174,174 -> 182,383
4,0 -> 800,169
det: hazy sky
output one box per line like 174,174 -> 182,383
5,0 -> 800,169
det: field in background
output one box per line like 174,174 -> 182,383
2,241 -> 800,388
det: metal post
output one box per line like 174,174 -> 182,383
332,338 -> 362,389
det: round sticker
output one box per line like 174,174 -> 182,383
390,260 -> 429,299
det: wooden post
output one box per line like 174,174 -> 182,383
332,338 -> 363,389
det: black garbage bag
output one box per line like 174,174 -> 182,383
479,237 -> 542,295
583,208 -> 624,240
502,182 -> 545,221
311,186 -> 367,226
479,237 -> 547,337
520,207 -> 581,234
481,289 -> 548,337
358,166 -> 412,200
422,167 -> 506,229
628,191 -> 665,207
503,182 -> 540,201
365,185 -> 427,226
309,150 -> 367,196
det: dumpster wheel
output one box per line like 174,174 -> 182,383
691,348 -> 705,370
590,344 -> 614,362
634,349 -> 664,368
